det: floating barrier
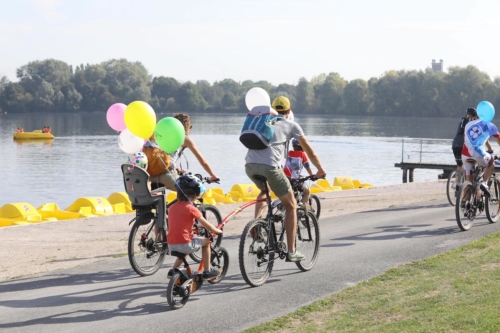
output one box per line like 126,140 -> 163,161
37,203 -> 86,220
66,197 -> 113,216
353,179 -> 374,189
0,177 -> 374,228
107,192 -> 134,213
0,202 -> 55,226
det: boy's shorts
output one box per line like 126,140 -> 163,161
169,237 -> 202,254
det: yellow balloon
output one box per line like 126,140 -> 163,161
124,101 -> 156,139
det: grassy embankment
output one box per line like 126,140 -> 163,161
244,232 -> 500,332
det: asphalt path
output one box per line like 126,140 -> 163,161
1,199 -> 500,333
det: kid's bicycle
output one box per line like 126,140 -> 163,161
122,165 -> 222,276
455,158 -> 500,231
238,175 -> 320,287
166,228 -> 229,310
273,175 -> 323,220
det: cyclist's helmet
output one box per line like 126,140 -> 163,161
127,152 -> 148,170
292,138 -> 302,150
466,107 -> 477,117
175,174 -> 205,196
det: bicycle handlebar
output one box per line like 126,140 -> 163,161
295,174 -> 326,183
193,173 -> 220,184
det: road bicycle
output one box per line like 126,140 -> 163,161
455,158 -> 500,231
122,165 -> 222,276
446,169 -> 465,206
166,228 -> 229,310
272,175 -> 322,220
238,175 -> 320,287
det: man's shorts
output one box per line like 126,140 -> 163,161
452,147 -> 463,167
461,153 -> 492,175
150,171 -> 178,191
245,163 -> 291,197
169,237 -> 202,254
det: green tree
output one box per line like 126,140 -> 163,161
177,82 -> 207,111
313,72 -> 346,113
343,79 -> 371,115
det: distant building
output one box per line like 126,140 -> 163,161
432,59 -> 444,72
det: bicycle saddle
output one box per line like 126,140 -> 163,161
253,175 -> 267,182
170,251 -> 187,259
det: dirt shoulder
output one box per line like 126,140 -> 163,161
0,180 -> 447,282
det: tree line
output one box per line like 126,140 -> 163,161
1,58 -> 499,117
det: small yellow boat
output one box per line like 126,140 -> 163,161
13,130 -> 54,140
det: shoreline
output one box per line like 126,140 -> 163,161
0,180 -> 448,282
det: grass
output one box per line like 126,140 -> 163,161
243,232 -> 500,333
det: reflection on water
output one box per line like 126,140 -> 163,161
0,112 -> 459,208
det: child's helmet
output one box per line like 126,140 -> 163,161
176,174 -> 205,196
127,152 -> 148,169
292,138 -> 302,149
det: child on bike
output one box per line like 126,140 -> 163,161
284,139 -> 314,211
167,174 -> 222,280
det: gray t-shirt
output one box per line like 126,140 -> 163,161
245,116 -> 305,167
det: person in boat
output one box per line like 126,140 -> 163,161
46,127 -> 51,134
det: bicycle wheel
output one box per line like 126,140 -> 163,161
239,219 -> 274,287
295,211 -> 320,271
189,205 -> 223,263
455,181 -> 475,231
166,273 -> 190,310
128,213 -> 167,276
308,194 -> 321,220
446,170 -> 457,206
486,178 -> 500,223
208,246 -> 230,284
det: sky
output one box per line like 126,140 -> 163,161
1,0 -> 500,85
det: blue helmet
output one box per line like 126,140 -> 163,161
292,138 -> 301,149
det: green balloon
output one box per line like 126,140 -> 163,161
154,117 -> 186,154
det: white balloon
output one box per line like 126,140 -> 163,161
288,110 -> 295,121
245,87 -> 270,111
118,129 -> 144,154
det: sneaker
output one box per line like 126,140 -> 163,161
202,268 -> 220,280
167,268 -> 174,279
480,182 -> 491,197
286,251 -> 306,262
298,202 -> 308,214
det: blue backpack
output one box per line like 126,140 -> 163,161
240,106 -> 280,150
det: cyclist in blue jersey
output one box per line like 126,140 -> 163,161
461,107 -> 500,196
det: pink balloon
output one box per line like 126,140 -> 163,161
106,103 -> 127,131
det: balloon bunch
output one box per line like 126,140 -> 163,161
245,87 -> 294,120
106,101 -> 186,155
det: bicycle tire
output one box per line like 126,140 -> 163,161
486,178 -> 500,223
295,212 -> 320,271
238,219 -> 274,287
309,194 -> 321,220
207,246 -> 230,284
189,205 -> 223,263
166,272 -> 190,310
455,182 -> 475,231
128,214 -> 167,276
446,170 -> 457,206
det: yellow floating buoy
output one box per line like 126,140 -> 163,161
66,197 -> 113,216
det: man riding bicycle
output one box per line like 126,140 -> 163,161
244,96 -> 326,262
462,107 -> 500,197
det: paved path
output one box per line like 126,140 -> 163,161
1,199 -> 499,333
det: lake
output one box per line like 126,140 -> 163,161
0,112 -> 461,208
